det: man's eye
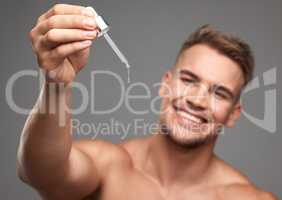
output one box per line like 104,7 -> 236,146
181,78 -> 196,84
214,91 -> 228,99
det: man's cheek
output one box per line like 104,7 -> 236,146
160,97 -> 172,115
172,82 -> 185,97
213,108 -> 231,125
174,86 -> 182,97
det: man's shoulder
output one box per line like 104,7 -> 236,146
213,156 -> 278,200
72,136 -> 151,167
213,155 -> 251,185
73,139 -> 133,169
120,136 -> 151,153
120,136 -> 152,165
218,183 -> 278,200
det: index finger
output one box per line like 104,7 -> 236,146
37,4 -> 95,23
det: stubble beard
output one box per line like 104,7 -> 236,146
158,115 -> 218,149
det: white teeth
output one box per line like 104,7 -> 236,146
178,111 -> 202,124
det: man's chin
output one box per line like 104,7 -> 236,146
160,122 -> 217,149
165,132 -> 214,149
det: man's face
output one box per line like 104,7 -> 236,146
159,44 -> 245,148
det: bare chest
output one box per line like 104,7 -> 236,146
84,170 -> 221,200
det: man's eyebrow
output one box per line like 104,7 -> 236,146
179,69 -> 200,81
213,84 -> 235,99
179,69 -> 235,99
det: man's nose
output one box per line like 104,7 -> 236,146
185,85 -> 209,111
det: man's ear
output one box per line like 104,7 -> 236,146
226,102 -> 242,128
158,70 -> 172,97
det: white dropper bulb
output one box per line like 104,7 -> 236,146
86,7 -> 131,83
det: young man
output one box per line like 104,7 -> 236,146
17,4 -> 278,200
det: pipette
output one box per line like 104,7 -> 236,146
103,33 -> 131,83
86,7 -> 131,83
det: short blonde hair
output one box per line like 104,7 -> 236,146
176,24 -> 255,87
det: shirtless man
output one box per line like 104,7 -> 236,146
17,4 -> 278,200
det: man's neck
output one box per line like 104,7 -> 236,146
145,133 -> 217,187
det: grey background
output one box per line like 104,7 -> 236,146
0,0 -> 281,199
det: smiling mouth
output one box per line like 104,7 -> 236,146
172,104 -> 209,124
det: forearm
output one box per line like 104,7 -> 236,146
17,81 -> 73,185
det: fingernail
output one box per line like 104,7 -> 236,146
83,18 -> 96,28
82,6 -> 97,17
81,40 -> 92,46
84,30 -> 97,37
